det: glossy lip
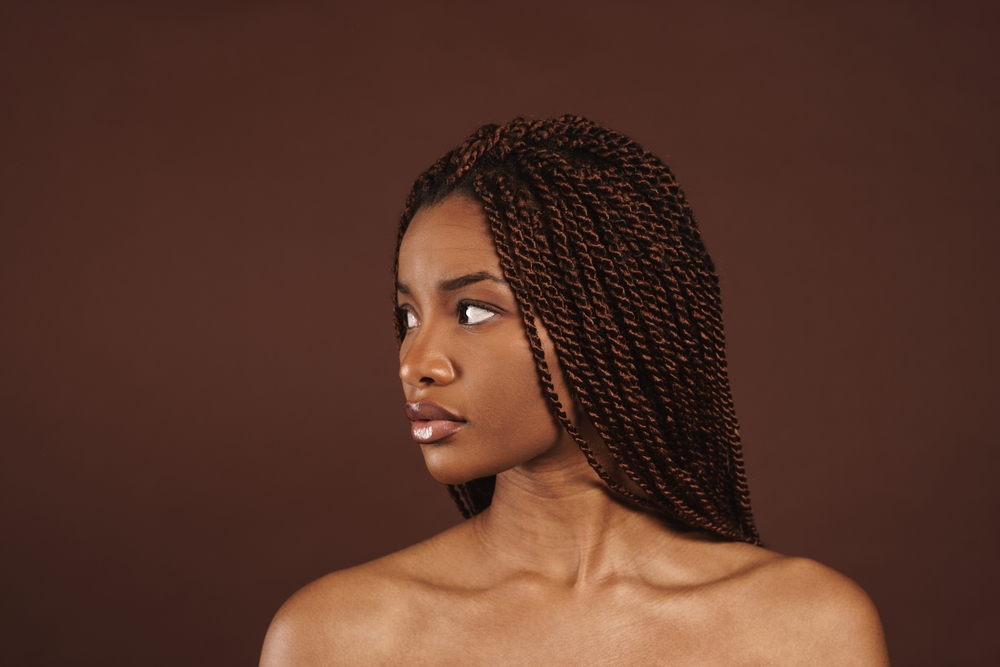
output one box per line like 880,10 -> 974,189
405,401 -> 466,444
405,401 -> 463,422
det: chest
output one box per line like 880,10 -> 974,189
392,585 -> 764,667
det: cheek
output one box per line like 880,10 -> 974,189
469,338 -> 563,454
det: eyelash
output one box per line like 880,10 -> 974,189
396,301 -> 498,331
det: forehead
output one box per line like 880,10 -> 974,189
398,196 -> 501,279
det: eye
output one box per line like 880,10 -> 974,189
458,302 -> 495,326
397,307 -> 419,331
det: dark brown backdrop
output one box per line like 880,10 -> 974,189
2,1 -> 997,665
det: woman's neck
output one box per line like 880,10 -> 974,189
471,440 -> 682,587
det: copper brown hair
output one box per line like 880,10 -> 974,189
394,115 -> 760,545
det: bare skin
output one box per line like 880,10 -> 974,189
260,196 -> 889,666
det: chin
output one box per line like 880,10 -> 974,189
420,443 -> 512,485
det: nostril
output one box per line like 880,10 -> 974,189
399,347 -> 456,387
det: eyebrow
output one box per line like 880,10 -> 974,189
396,271 -> 507,295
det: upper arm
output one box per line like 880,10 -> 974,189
761,558 -> 889,666
259,571 -> 401,667
259,585 -> 333,667
809,570 -> 888,666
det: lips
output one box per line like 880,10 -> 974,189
405,401 -> 466,444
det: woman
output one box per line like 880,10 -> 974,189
260,116 -> 889,666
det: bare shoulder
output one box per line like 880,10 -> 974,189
259,524 -> 471,667
259,563 -> 395,667
731,551 -> 890,666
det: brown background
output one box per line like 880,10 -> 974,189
1,1 -> 997,665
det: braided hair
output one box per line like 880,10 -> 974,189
393,115 -> 760,545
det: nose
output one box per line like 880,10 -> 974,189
399,325 -> 457,388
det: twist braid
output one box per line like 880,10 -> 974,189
393,115 -> 760,545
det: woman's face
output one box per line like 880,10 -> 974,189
396,195 -> 582,485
